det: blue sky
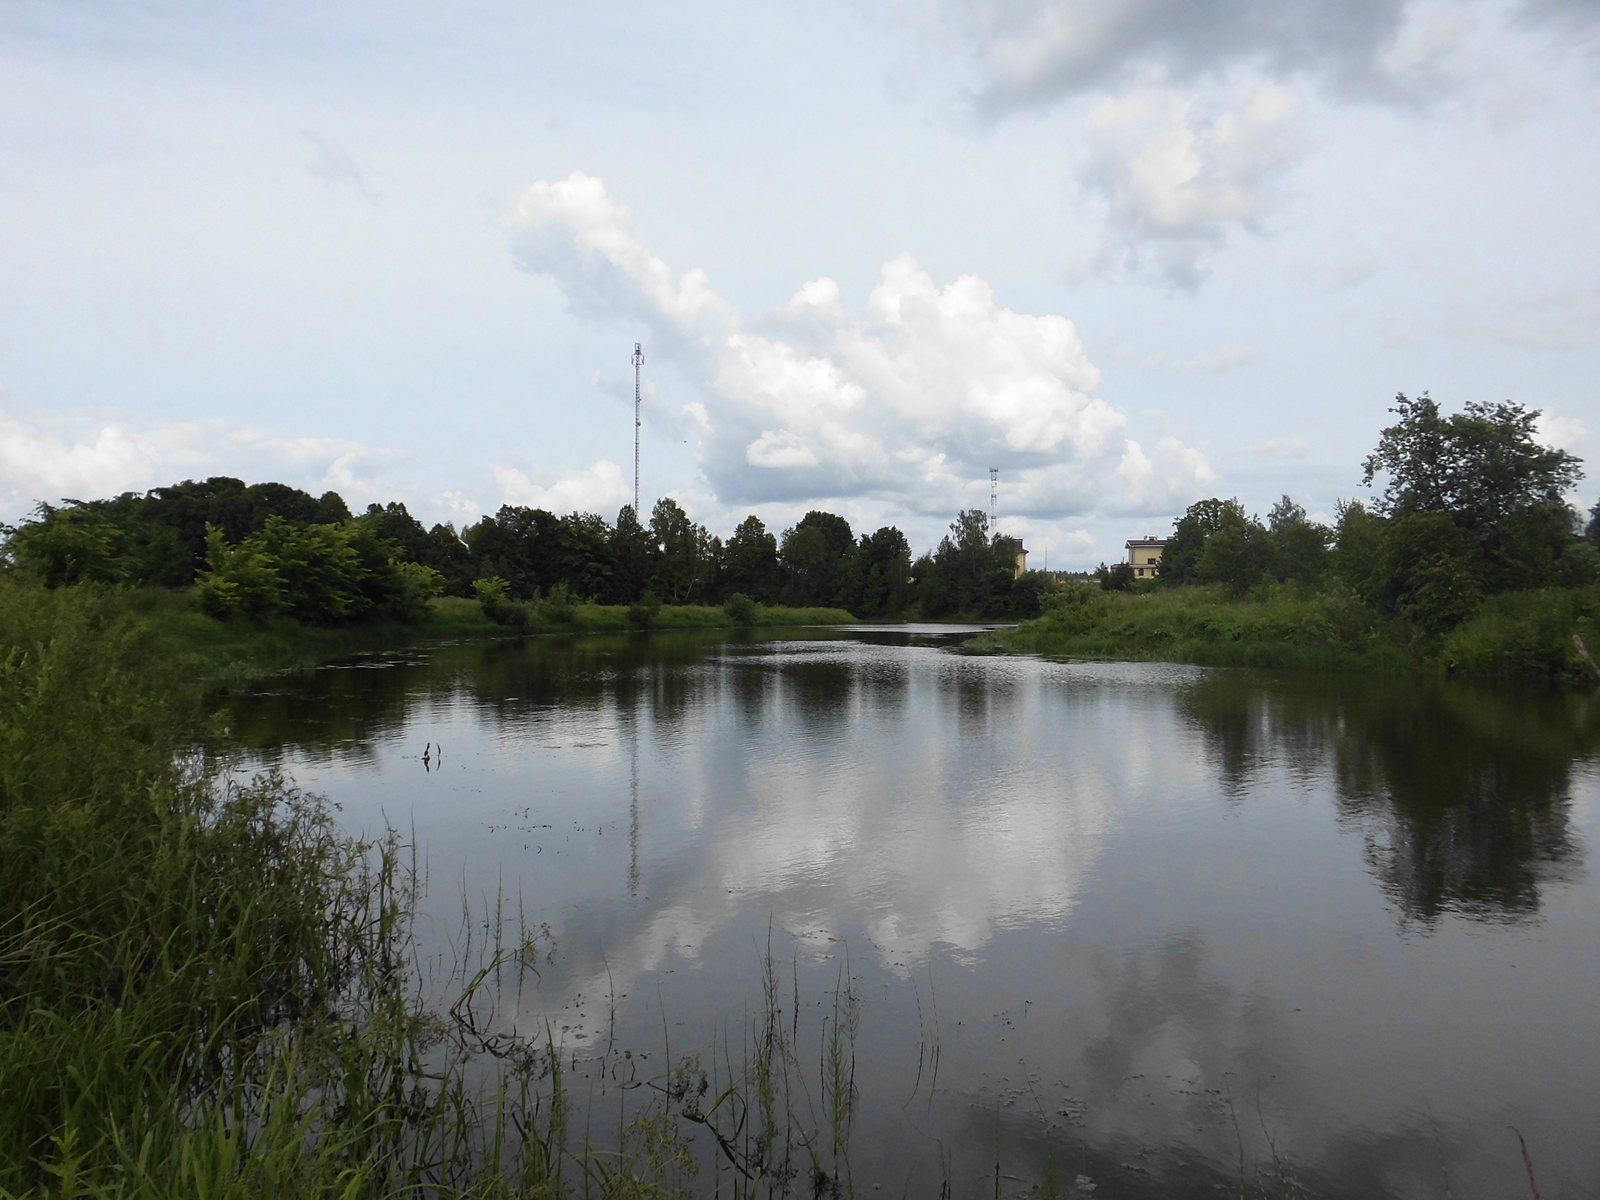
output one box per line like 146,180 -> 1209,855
3,0 -> 1598,568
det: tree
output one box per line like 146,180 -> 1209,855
1362,393 -> 1582,538
359,501 -> 432,564
1194,504 -> 1267,594
556,511 -> 616,600
1161,498 -> 1247,586
856,526 -> 912,616
608,504 -> 657,603
723,515 -> 781,603
1264,495 -> 1330,585
3,502 -> 130,586
649,498 -> 713,603
463,506 -> 561,598
1097,561 -> 1135,591
780,511 -> 856,608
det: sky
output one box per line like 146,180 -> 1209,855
3,0 -> 1598,569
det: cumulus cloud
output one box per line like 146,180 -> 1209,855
507,173 -> 732,356
0,410 -> 173,511
924,0 -> 1600,288
948,0 -> 1414,116
493,460 -> 630,514
1534,410 -> 1586,453
506,174 -> 1213,520
0,397 -> 405,523
1084,79 -> 1300,288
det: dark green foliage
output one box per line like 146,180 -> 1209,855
2,478 -> 900,622
421,520 -> 475,595
541,580 -> 578,622
855,525 -> 912,616
650,498 -> 715,603
359,500 -> 433,563
197,516 -> 440,625
1326,395 -> 1587,635
0,478 -> 356,588
1162,497 -> 1284,593
628,591 -> 663,627
723,515 -> 782,603
780,510 -> 857,608
723,591 -> 758,624
1008,570 -> 1053,616
608,503 -> 659,603
557,510 -> 617,600
463,504 -> 563,599
1159,498 -> 1237,585
913,510 -> 1034,618
1363,393 -> 1581,534
1265,494 -> 1331,584
473,575 -> 532,629
1098,561 -> 1135,590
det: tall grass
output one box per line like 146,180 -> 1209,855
0,580 -> 874,1198
983,582 -> 1600,676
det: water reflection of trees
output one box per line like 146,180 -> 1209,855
1178,673 -> 1596,923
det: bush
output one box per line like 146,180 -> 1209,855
541,580 -> 578,623
474,575 -> 531,630
628,592 -> 663,628
723,592 -> 758,624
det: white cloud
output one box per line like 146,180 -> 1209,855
1244,438 -> 1310,459
507,174 -> 1213,520
1084,79 -> 1301,289
0,411 -> 169,508
946,0 -> 1415,115
507,172 -> 733,351
1534,410 -> 1586,453
493,460 -> 630,514
0,398 -> 409,524
924,1 -> 1600,288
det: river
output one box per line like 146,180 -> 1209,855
214,625 -> 1600,1198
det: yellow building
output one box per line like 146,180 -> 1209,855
1125,536 -> 1166,579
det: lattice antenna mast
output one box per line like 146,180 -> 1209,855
989,467 -> 999,534
632,342 -> 644,515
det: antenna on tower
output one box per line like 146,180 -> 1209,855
989,467 -> 999,534
632,342 -> 644,515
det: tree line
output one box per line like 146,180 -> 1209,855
1114,394 -> 1599,636
0,475 -> 1047,624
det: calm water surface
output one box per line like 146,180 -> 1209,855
216,626 -> 1600,1198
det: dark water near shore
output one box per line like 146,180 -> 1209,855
215,626 -> 1600,1198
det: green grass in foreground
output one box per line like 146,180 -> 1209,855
983,581 -> 1600,679
0,579 -> 882,1198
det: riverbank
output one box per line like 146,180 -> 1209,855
0,580 -> 873,1196
975,582 -> 1600,681
129,587 -> 857,679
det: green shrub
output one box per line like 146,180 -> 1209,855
723,591 -> 758,624
628,592 -> 663,628
541,580 -> 578,623
474,575 -> 531,630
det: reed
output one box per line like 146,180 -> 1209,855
0,579 -> 868,1198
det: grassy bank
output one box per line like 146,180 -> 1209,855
131,588 -> 857,680
0,578 -> 877,1198
980,582 -> 1600,680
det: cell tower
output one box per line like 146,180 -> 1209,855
632,342 -> 644,515
989,467 -> 999,534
